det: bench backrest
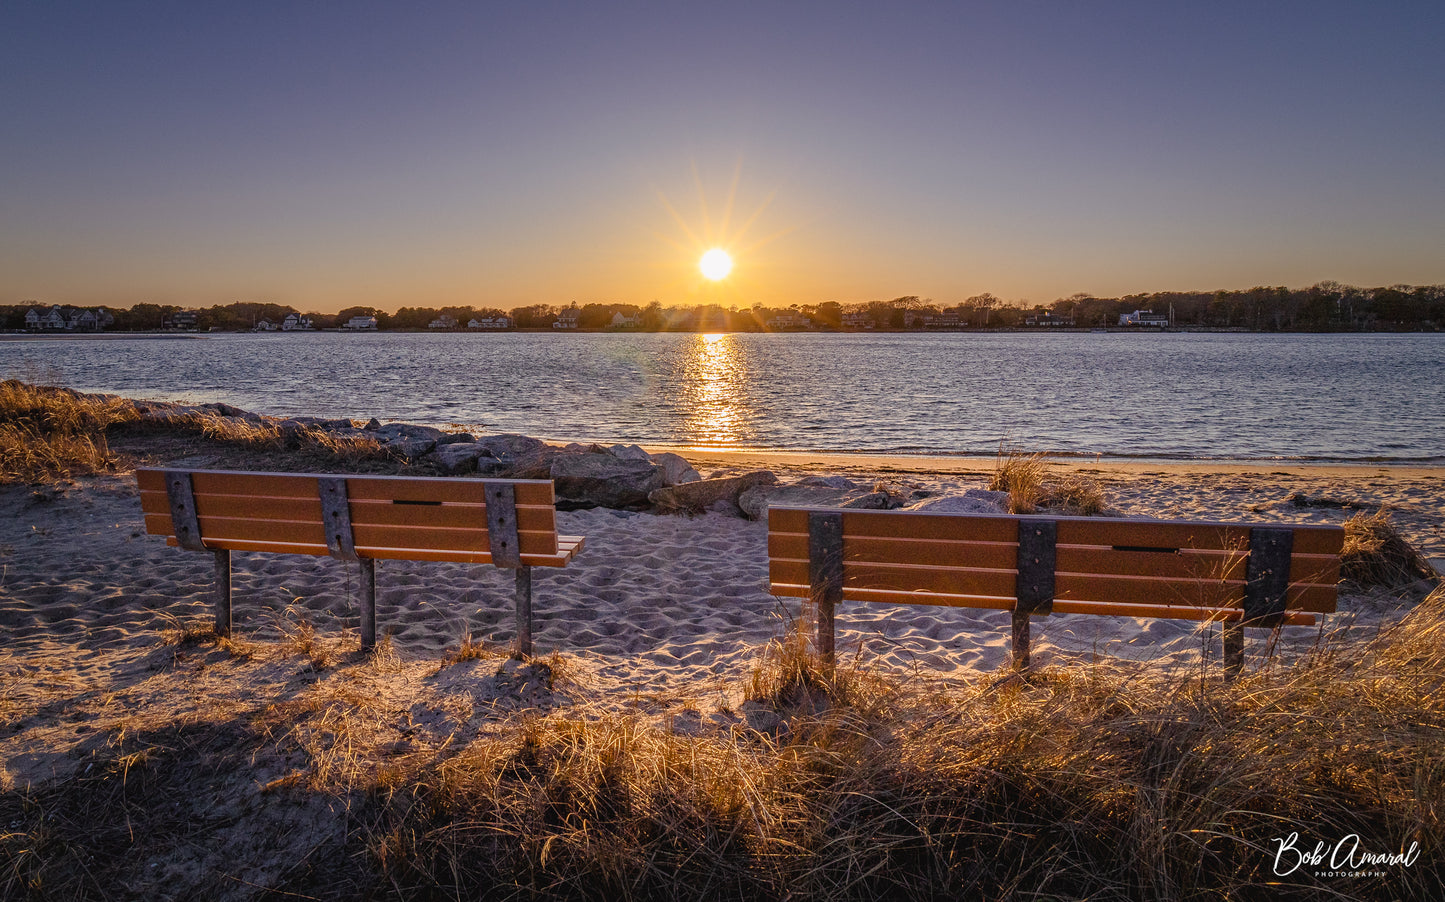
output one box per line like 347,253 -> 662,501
768,506 -> 1344,625
138,468 -> 575,567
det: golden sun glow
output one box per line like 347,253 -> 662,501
699,248 -> 733,280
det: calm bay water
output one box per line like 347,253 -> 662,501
5,331 -> 1443,464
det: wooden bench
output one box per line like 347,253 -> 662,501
137,468 -> 584,654
767,506 -> 1344,676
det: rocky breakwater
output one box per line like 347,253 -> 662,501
124,398 -> 1007,518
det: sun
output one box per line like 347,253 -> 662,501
699,248 -> 733,281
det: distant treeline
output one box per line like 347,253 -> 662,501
6,282 -> 1444,332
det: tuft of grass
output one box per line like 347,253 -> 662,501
0,380 -> 138,483
1342,508 -> 1440,590
990,445 -> 1108,515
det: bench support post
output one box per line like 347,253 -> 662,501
1223,621 -> 1243,680
808,512 -> 844,668
515,566 -> 533,658
1011,610 -> 1031,670
1013,520 -> 1057,671
214,549 -> 231,638
359,558 -> 376,649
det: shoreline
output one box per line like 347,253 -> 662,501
635,444 -> 1445,480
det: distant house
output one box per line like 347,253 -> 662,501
553,307 -> 581,329
1025,313 -> 1075,327
24,308 -> 42,330
163,311 -> 200,330
767,313 -> 810,330
281,313 -> 313,331
43,306 -> 68,330
609,312 -> 640,329
254,318 -> 279,332
468,316 -> 512,329
842,312 -> 875,329
1119,309 -> 1170,327
428,315 -> 458,329
343,315 -> 378,331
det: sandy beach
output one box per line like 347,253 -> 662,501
4,436 -> 1441,786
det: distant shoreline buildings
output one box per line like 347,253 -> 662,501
6,283 -> 1442,333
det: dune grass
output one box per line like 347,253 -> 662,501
5,585 -> 1441,900
1342,508 -> 1441,589
0,380 -> 139,483
990,445 -> 1108,515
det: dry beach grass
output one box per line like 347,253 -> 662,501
1,381 -> 1442,899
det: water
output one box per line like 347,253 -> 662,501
5,331 -> 1442,463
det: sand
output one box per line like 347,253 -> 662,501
1,450 -> 1441,794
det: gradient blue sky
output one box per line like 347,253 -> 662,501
3,1 -> 1443,312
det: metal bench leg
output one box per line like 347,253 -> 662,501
359,558 -> 376,649
1223,621 -> 1244,680
514,565 -> 533,658
214,549 -> 232,638
1011,610 -> 1031,671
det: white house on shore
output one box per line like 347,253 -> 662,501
253,318 -> 279,332
428,314 -> 458,329
609,312 -> 640,329
841,312 -> 876,329
553,307 -> 581,329
1119,309 -> 1170,326
25,305 -> 114,331
343,315 -> 378,330
468,316 -> 512,329
282,313 -> 313,331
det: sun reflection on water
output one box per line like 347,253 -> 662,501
678,333 -> 751,446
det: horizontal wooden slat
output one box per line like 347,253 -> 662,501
768,582 -> 1319,626
767,532 -> 1019,570
769,558 -> 1017,598
1050,600 -> 1318,626
769,507 -> 1019,543
1055,573 -> 1336,613
146,513 -> 560,558
141,490 -> 557,536
347,498 -> 555,533
165,535 -> 579,567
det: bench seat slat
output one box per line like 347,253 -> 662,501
141,490 -> 558,535
146,513 -> 561,557
164,534 -> 584,567
768,581 -> 1318,625
770,508 -> 1019,543
138,469 -> 556,506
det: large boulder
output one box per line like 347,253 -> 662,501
607,443 -> 652,461
551,453 -> 664,510
904,489 -> 1009,514
425,443 -> 493,475
735,480 -> 908,520
474,434 -> 558,478
647,470 -> 777,515
375,422 -> 446,442
386,437 -> 437,461
651,452 -> 701,486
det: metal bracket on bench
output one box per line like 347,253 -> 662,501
1016,519 -> 1057,616
1243,526 -> 1293,627
164,470 -> 205,551
808,511 -> 844,665
318,477 -> 358,560
485,483 -> 522,568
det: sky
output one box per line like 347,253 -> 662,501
3,1 -> 1443,313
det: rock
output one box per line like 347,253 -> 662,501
799,475 -> 856,490
434,432 -> 476,447
386,437 -> 437,461
905,489 -> 1009,514
650,451 -> 701,486
841,491 -> 892,510
426,443 -> 491,475
200,402 -> 256,418
375,422 -> 445,442
475,433 -> 549,460
364,418 -> 381,431
607,443 -> 652,461
648,470 -> 778,515
551,452 -> 664,510
738,482 -> 855,521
